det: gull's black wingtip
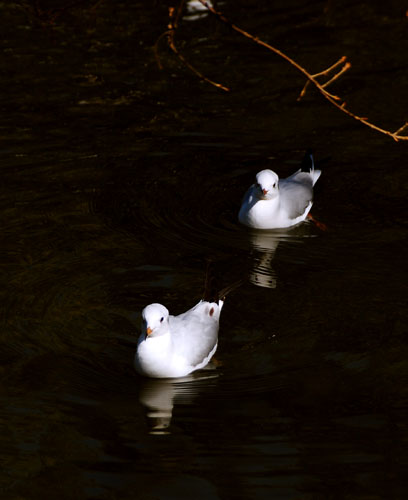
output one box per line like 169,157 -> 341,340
202,260 -> 243,303
300,149 -> 315,173
218,279 -> 244,301
202,260 -> 219,303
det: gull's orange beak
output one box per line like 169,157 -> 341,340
262,189 -> 268,196
146,326 -> 153,336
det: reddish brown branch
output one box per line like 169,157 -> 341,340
164,5 -> 230,91
297,81 -> 311,101
191,0 -> 408,141
298,57 -> 350,100
154,30 -> 170,70
394,122 -> 408,135
321,62 -> 351,89
312,56 -> 347,77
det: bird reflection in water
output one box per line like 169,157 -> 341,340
248,226 -> 311,289
138,370 -> 219,434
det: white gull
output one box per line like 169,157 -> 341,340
238,153 -> 321,229
135,278 -> 239,378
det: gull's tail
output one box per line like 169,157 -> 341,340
300,150 -> 321,186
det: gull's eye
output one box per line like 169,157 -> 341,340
273,182 -> 276,188
160,317 -> 164,323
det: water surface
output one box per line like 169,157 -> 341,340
1,1 -> 407,499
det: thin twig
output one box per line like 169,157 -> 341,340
311,56 -> 347,77
394,122 -> 408,135
165,6 -> 230,91
153,30 -> 170,70
89,0 -> 105,12
321,62 -> 351,89
297,80 -> 310,101
298,60 -> 351,100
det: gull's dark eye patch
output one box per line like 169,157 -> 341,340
160,317 -> 164,323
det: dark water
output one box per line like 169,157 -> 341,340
1,1 -> 407,498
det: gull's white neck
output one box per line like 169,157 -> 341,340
247,195 -> 281,228
136,330 -> 173,378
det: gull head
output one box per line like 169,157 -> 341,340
142,303 -> 170,339
255,169 -> 279,200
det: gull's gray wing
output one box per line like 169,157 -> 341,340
279,174 -> 314,219
169,302 -> 219,367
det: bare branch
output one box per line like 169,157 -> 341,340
297,80 -> 310,101
162,5 -> 230,91
153,30 -> 171,70
185,0 -> 408,141
311,56 -> 347,78
394,122 -> 408,136
321,62 -> 351,89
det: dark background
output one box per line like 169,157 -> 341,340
1,1 -> 407,499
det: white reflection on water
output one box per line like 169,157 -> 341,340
138,370 -> 219,434
183,0 -> 213,21
248,226 -> 309,289
248,230 -> 281,289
